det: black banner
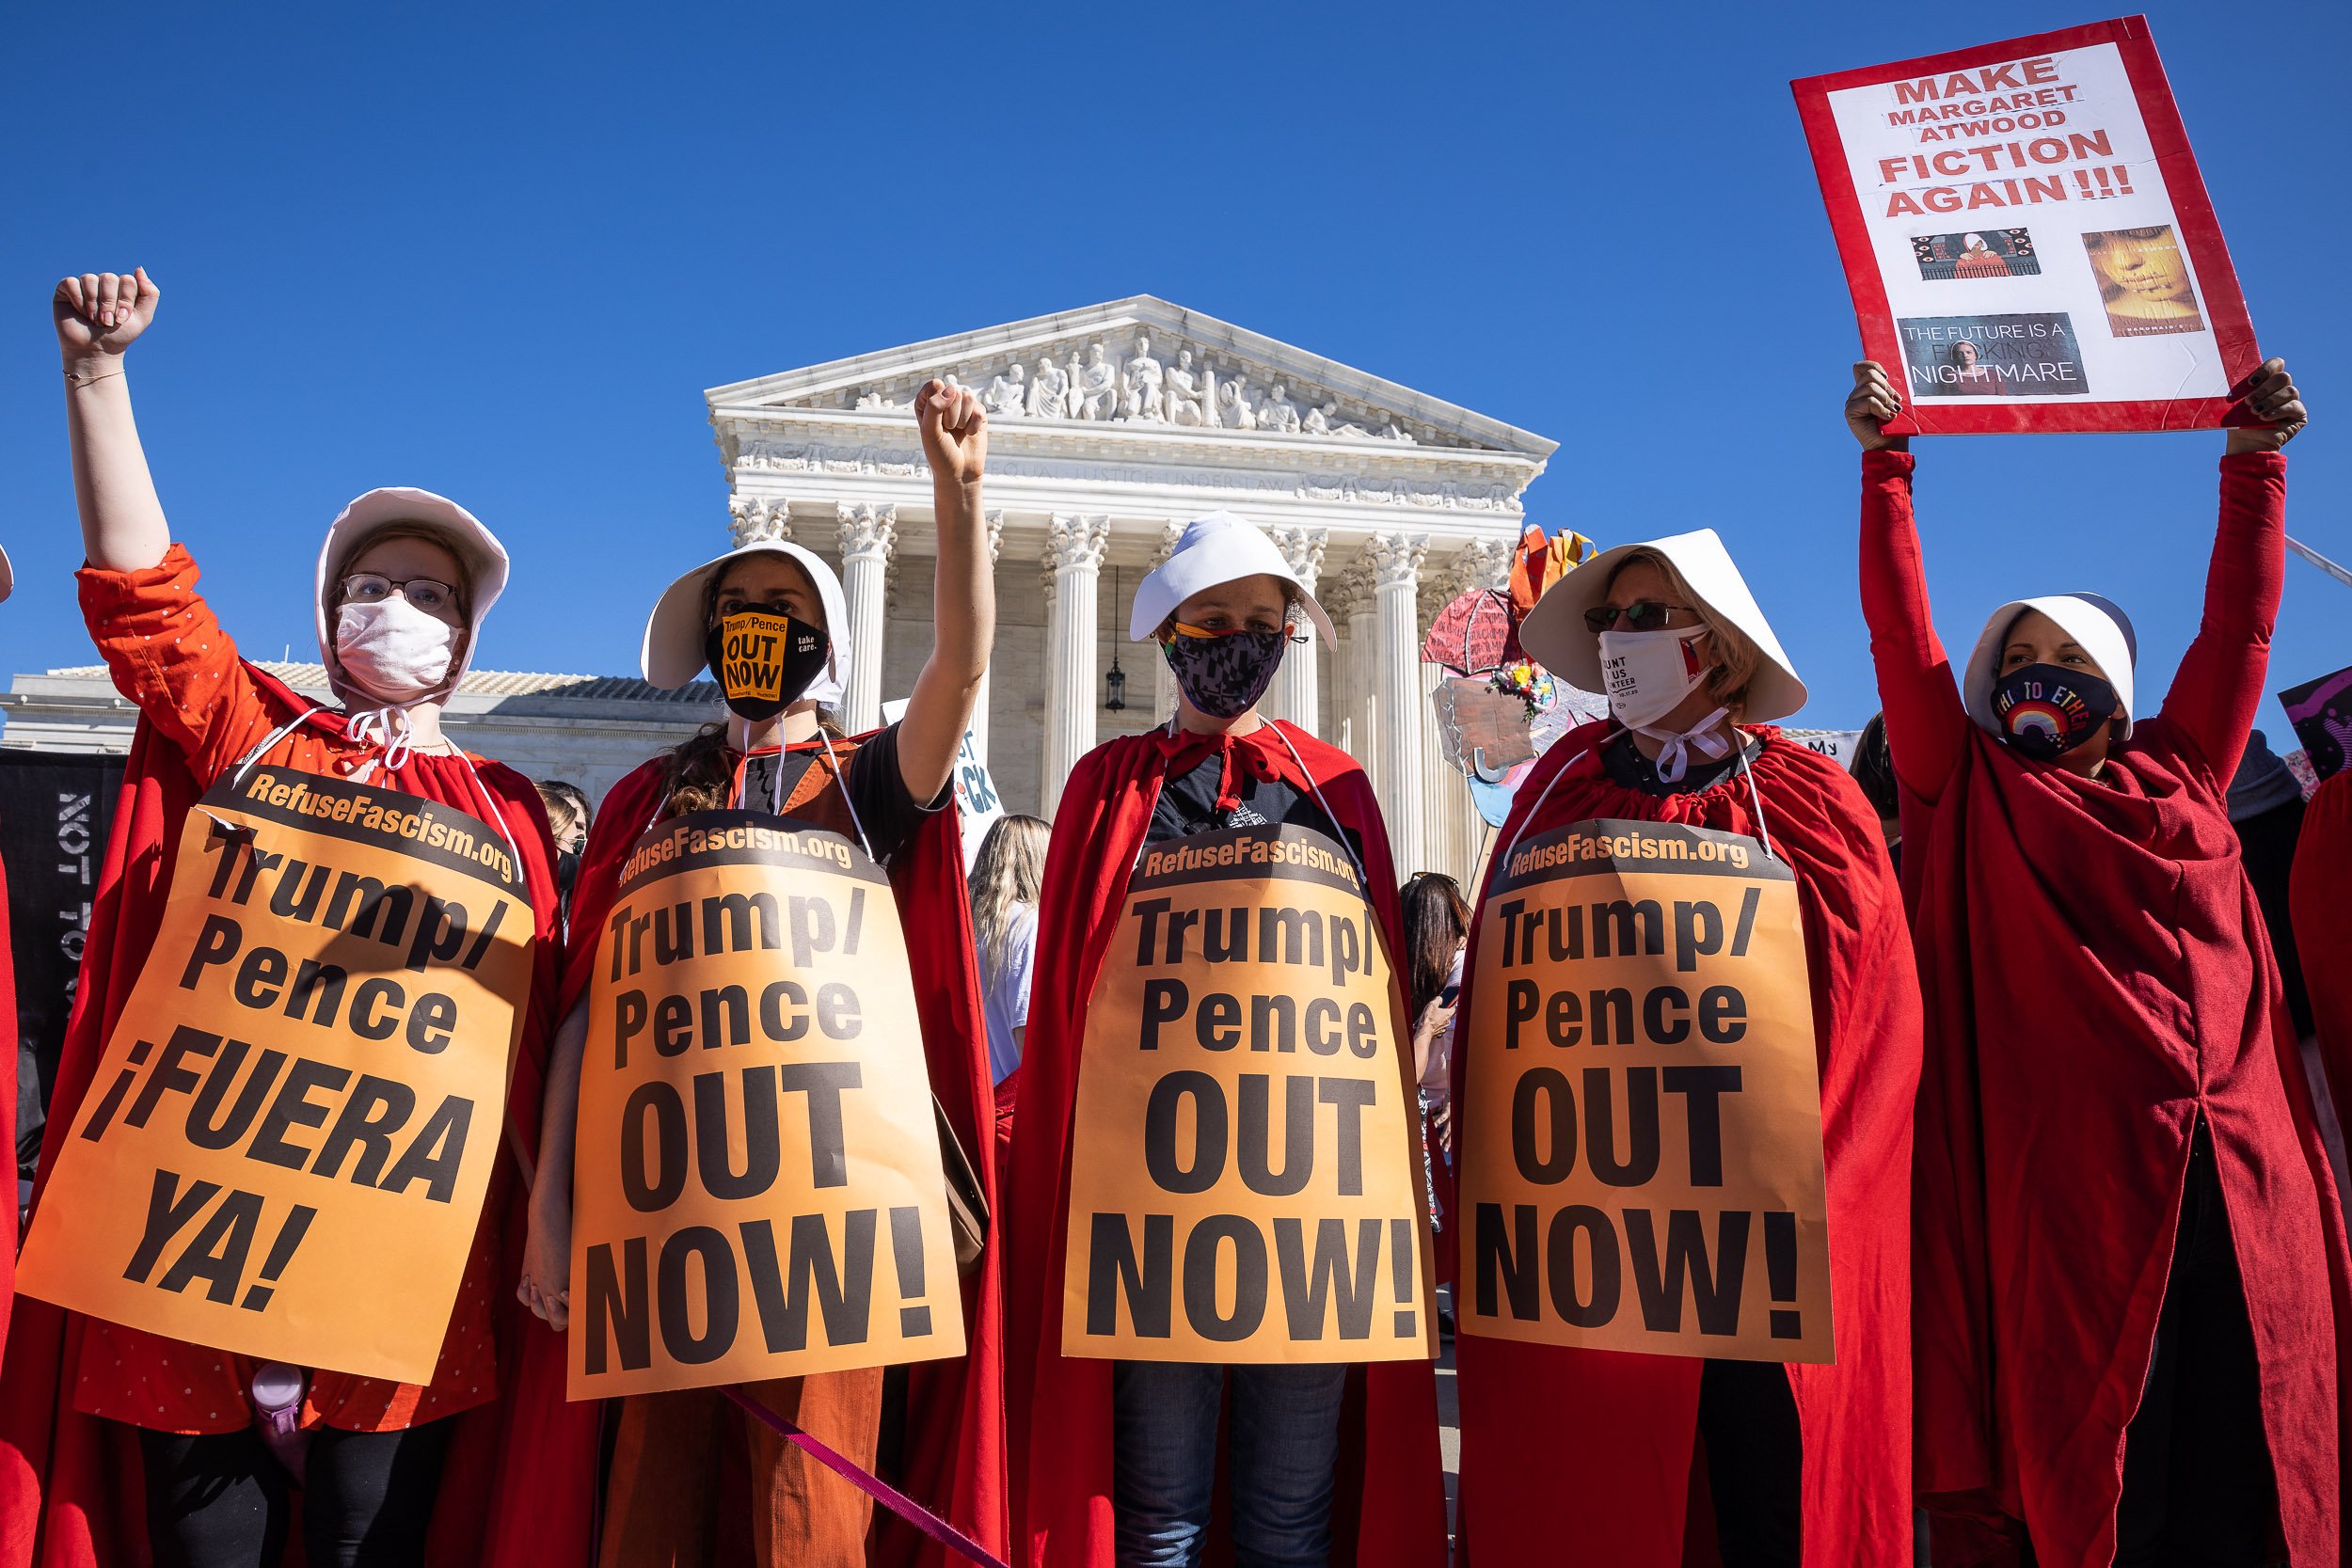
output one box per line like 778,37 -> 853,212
0,751 -> 125,1175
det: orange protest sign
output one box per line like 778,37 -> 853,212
1456,818 -> 1835,1364
1061,824 -> 1433,1365
569,812 -> 963,1399
18,767 -> 532,1385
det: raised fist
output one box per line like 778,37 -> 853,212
916,378 -> 988,486
55,268 -> 160,361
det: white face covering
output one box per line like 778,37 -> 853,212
334,597 -> 461,705
1600,626 -> 1735,784
1598,626 -> 1710,730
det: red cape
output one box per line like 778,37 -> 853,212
0,832 -> 15,1354
1445,723 -> 1920,1567
0,667 -> 597,1568
1000,722 -> 1447,1568
2295,773 -> 2352,1129
564,748 -> 1008,1567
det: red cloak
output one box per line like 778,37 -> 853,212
562,745 -> 1009,1567
2295,773 -> 2352,1127
1446,723 -> 1920,1567
0,667 -> 598,1568
1,830 -> 15,1354
1865,448 -> 2348,1568
1000,721 -> 1448,1568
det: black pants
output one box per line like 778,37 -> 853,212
137,1419 -> 452,1568
1698,1357 -> 1803,1568
2111,1123 -> 2281,1567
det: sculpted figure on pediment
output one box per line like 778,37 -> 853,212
1256,382 -> 1303,435
1120,334 -> 1166,421
1074,342 -> 1119,421
1379,420 -> 1418,444
1164,349 -> 1207,426
983,363 -> 1028,417
1214,373 -> 1257,431
1026,356 -> 1071,419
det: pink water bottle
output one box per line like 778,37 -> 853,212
250,1362 -> 310,1483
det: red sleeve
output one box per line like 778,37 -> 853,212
1857,449 -> 1968,802
2148,451 -> 2286,784
2293,773 -> 2352,1130
74,543 -> 284,784
557,762 -> 667,1019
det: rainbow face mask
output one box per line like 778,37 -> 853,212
1991,664 -> 2119,760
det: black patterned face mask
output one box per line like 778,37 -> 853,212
1160,622 -> 1289,720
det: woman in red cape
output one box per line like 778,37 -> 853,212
1002,515 -> 1446,1568
516,379 -> 1006,1567
1847,357 -> 2346,1567
0,269 -> 596,1567
2296,772 -> 2352,1129
1449,530 -> 1920,1566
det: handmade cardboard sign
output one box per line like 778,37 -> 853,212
1060,824 -> 1433,1364
1455,818 -> 1835,1363
17,767 -> 532,1385
1793,17 -> 2260,434
570,811 -> 962,1399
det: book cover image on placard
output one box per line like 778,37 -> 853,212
2280,662 -> 2352,784
2081,224 -> 2206,338
1914,229 -> 2040,281
1898,312 -> 2089,398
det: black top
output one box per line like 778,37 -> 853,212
1601,729 -> 1763,798
1147,747 -> 1363,863
740,722 -> 944,865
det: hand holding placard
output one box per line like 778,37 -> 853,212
2225,358 -> 2306,455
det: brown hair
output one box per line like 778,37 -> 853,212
1602,548 -> 1761,716
969,815 -> 1050,972
331,523 -> 476,620
1399,871 -> 1470,1017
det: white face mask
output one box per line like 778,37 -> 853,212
334,597 -> 461,705
1597,625 -> 1712,731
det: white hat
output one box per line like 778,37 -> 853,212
1127,512 -> 1336,644
1519,528 -> 1808,724
1961,594 -> 2137,740
314,487 -> 510,709
643,540 -> 851,706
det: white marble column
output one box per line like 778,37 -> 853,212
1368,532 -> 1429,874
971,510 -> 1004,764
728,495 -> 792,546
835,502 -> 896,733
1263,526 -> 1327,736
1150,519 -> 1185,724
1040,514 -> 1108,817
1337,554 -> 1379,783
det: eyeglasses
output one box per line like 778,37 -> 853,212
342,573 -> 458,614
1582,600 -> 1696,634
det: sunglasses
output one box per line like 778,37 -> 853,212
1582,600 -> 1695,634
342,573 -> 458,615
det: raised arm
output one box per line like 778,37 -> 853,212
1847,360 -> 1968,800
897,379 -> 993,803
56,269 -> 169,572
2157,358 -> 2305,782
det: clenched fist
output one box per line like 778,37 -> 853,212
56,268 -> 160,364
916,378 -> 988,486
1844,360 -> 1904,451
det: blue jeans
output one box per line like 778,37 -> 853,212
1110,1360 -> 1348,1567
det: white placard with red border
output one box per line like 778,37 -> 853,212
1792,17 -> 2261,436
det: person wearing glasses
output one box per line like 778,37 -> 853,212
1,270 -> 583,1567
1851,356 -> 2343,1566
1449,531 -> 1922,1566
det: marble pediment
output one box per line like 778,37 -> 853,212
705,295 -> 1556,461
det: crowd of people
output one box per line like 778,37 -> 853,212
0,268 -> 2339,1568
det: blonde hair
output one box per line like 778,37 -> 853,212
969,816 -> 1050,971
1604,548 -> 1761,716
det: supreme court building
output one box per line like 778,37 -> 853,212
4,296 -> 1558,886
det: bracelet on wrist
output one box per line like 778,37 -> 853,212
65,364 -> 125,388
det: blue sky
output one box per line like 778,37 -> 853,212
2,1 -> 2345,737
